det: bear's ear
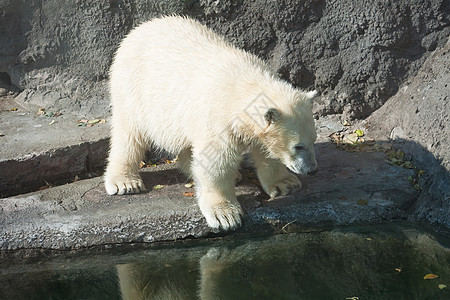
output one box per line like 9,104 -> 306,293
264,108 -> 281,126
305,90 -> 318,104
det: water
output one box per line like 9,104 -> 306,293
1,223 -> 449,299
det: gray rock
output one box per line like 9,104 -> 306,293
367,39 -> 450,228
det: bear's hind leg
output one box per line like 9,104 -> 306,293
177,147 -> 193,179
104,126 -> 147,195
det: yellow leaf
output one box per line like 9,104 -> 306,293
423,273 -> 439,280
153,184 -> 164,190
10,107 -> 18,111
88,119 -> 101,124
355,129 -> 364,137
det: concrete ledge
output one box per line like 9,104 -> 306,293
0,142 -> 418,250
0,96 -> 110,197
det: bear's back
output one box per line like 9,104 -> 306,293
109,16 -> 274,153
112,16 -> 264,79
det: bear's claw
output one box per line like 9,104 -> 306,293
267,174 -> 302,198
202,204 -> 243,231
105,177 -> 147,195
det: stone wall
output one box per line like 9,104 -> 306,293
1,0 -> 448,118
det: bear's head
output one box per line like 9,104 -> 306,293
260,90 -> 318,175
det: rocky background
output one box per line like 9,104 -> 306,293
0,0 -> 449,228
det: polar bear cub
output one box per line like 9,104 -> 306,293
105,16 -> 318,230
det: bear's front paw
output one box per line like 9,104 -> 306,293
200,201 -> 243,231
104,175 -> 146,195
265,174 -> 302,198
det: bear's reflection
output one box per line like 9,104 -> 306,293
116,231 -> 450,299
117,258 -> 197,299
117,240 -> 302,300
117,247 -> 245,300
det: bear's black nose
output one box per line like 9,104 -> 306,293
307,168 -> 318,176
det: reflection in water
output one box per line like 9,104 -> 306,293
115,226 -> 449,300
1,224 -> 449,299
117,260 -> 197,299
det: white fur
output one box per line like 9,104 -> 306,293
105,16 -> 318,230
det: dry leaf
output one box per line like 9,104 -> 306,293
438,284 -> 447,289
77,119 -> 105,127
423,273 -> 439,280
342,119 -> 351,126
395,268 -> 402,272
357,199 -> 368,206
184,182 -> 194,188
182,192 -> 195,197
345,133 -> 359,143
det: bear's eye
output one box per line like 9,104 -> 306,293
294,145 -> 304,151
